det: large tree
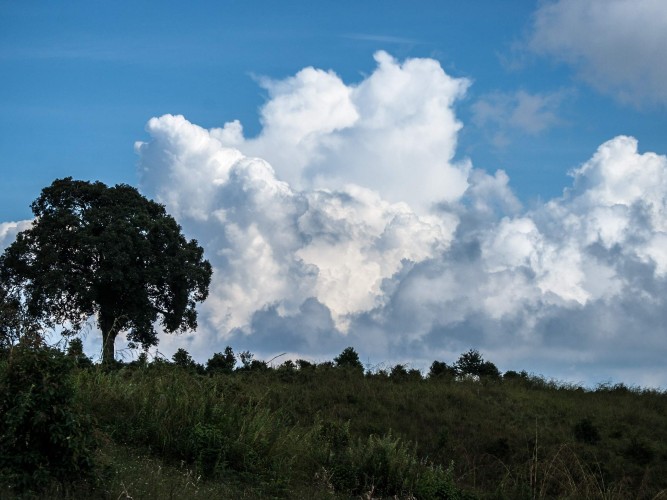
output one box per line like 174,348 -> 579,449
0,177 -> 212,363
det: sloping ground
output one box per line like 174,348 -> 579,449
75,364 -> 667,498
2,353 -> 666,498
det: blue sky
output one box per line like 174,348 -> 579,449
3,0 -> 665,220
2,1 -> 667,386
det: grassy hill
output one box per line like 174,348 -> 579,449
1,345 -> 666,499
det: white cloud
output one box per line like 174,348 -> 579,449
0,220 -> 32,252
136,52 -> 469,339
4,51 -> 667,386
475,136 -> 667,312
528,0 -> 667,106
137,113 -> 457,338
133,52 -> 667,387
237,51 -> 472,214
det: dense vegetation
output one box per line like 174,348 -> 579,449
1,341 -> 666,499
0,177 -> 212,364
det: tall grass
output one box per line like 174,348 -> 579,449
73,364 -> 463,498
93,365 -> 663,499
5,352 -> 666,498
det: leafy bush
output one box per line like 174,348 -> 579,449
238,350 -> 268,372
206,346 -> 236,374
454,349 -> 500,380
429,360 -> 456,379
66,337 -> 93,368
172,347 -> 204,373
502,369 -> 528,381
315,420 -> 461,498
334,346 -> 364,373
573,417 -> 601,444
0,345 -> 97,493
623,436 -> 655,465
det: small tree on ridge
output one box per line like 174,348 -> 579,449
334,346 -> 364,372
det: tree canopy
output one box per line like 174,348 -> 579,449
454,349 -> 500,379
334,346 -> 364,372
0,177 -> 212,363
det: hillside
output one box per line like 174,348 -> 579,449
1,346 -> 666,499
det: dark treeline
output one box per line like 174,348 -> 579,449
142,344 -> 505,382
2,338 -> 667,499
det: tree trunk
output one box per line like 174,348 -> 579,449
99,312 -> 117,365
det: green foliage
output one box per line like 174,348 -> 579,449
278,359 -> 296,371
0,285 -> 41,352
66,337 -> 93,368
454,349 -> 500,379
429,360 -> 457,379
573,417 -> 601,444
320,429 -> 461,498
390,363 -> 409,380
502,369 -> 528,380
296,358 -> 314,370
171,348 -> 203,374
172,348 -> 194,367
0,345 -> 97,494
414,462 -> 464,500
73,363 -> 469,498
206,346 -> 236,374
2,345 -> 666,498
623,436 -> 655,466
0,177 -> 212,363
389,364 -> 423,382
238,350 -> 268,372
334,346 -> 364,373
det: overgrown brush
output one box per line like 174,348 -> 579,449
4,345 -> 667,498
0,344 -> 98,496
74,365 -> 465,498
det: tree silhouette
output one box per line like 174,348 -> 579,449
454,349 -> 500,379
0,178 -> 212,363
206,346 -> 236,374
334,346 -> 364,372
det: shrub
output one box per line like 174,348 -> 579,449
238,350 -> 268,372
502,370 -> 528,380
318,426 -> 464,499
334,347 -> 364,373
390,363 -> 409,380
206,346 -> 236,374
453,349 -> 501,380
0,345 -> 97,493
573,417 -> 601,445
296,359 -> 314,370
623,436 -> 655,465
66,337 -> 93,368
429,361 -> 456,379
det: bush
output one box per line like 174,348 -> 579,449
623,436 -> 655,465
429,361 -> 456,379
454,349 -> 500,380
206,346 -> 236,374
66,337 -> 93,368
502,369 -> 528,381
319,426 -> 464,499
573,417 -> 601,445
172,347 -> 203,373
390,363 -> 409,381
238,350 -> 268,372
334,347 -> 364,373
0,345 -> 97,493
